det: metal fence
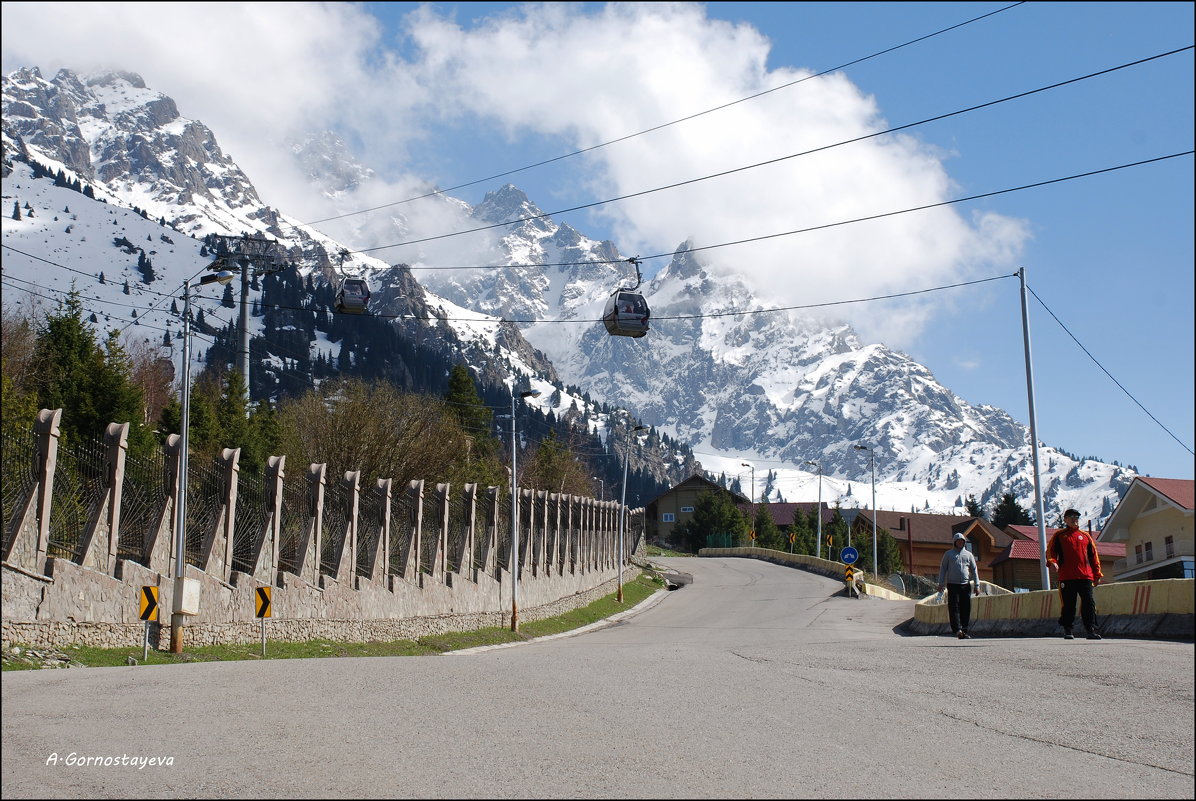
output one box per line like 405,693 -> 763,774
185,458 -> 223,568
390,486 -> 416,577
320,480 -> 347,576
420,487 -> 442,576
1,427 -> 37,555
446,489 -> 468,574
116,446 -> 167,564
356,486 -> 382,578
277,474 -> 309,576
47,435 -> 107,560
230,468 -> 267,576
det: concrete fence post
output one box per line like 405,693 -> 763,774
215,447 -> 241,583
462,483 -> 478,582
406,479 -> 424,584
31,409 -> 63,576
256,454 -> 285,584
98,421 -> 131,575
295,464 -> 326,586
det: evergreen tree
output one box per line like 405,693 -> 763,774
991,492 -> 1034,529
965,494 -> 985,518
221,284 -> 236,309
753,504 -> 784,550
790,507 -> 817,555
31,292 -> 149,451
443,363 -> 499,464
675,489 -> 748,552
11,201 -> 20,221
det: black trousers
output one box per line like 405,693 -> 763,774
1058,579 -> 1097,633
946,583 -> 972,633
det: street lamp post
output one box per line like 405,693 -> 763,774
171,270 -> 235,653
618,425 -> 648,603
805,460 -> 823,560
740,462 -> 755,503
854,445 -> 878,578
509,382 -> 541,632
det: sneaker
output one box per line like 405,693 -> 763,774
957,631 -> 966,639
1063,630 -> 1075,640
1086,632 -> 1102,640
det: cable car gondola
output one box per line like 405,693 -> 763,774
602,256 -> 650,338
336,278 -> 370,314
334,249 -> 371,314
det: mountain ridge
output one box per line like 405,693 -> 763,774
1,65 -> 1135,523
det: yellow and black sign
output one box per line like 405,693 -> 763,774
749,530 -> 756,540
788,533 -> 795,544
845,567 -> 855,582
826,535 -> 833,549
139,586 -> 159,621
255,586 -> 272,619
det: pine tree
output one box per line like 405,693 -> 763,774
32,292 -> 149,450
11,201 -> 20,221
675,489 -> 748,552
991,492 -> 1034,529
965,495 -> 985,518
753,504 -> 784,550
443,363 -> 498,462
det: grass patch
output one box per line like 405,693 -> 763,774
3,572 -> 665,670
646,544 -> 693,557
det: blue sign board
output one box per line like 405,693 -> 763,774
840,546 -> 859,565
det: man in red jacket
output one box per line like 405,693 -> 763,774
1046,509 -> 1104,640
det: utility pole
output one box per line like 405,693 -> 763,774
207,233 -> 287,408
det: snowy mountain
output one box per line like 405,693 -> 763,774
2,66 -> 1135,524
417,186 -> 1137,524
1,66 -> 699,502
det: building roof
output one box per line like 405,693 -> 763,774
851,509 -> 1002,546
1100,476 -> 1195,543
645,473 -> 750,509
989,537 -> 1126,567
1137,477 -> 1195,511
736,502 -> 832,526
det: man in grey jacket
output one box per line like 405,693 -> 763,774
937,532 -> 981,639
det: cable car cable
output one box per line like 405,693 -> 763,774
290,2 -> 1027,229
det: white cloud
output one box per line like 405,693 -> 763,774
3,1 -> 1029,346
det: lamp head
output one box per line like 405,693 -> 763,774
199,270 -> 236,286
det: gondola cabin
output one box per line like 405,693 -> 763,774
602,290 -> 650,338
336,278 -> 370,314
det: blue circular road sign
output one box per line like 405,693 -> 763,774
840,547 -> 859,565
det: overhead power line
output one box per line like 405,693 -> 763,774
1027,285 -> 1193,456
294,2 -> 1027,228
348,45 -> 1194,257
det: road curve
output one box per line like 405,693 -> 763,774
3,557 -> 1192,798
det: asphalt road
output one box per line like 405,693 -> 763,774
3,557 -> 1192,798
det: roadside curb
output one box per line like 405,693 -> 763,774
444,589 -> 671,655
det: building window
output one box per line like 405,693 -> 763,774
1135,544 -> 1143,564
1183,560 -> 1195,580
662,513 -> 675,523
1165,536 -> 1175,558
680,506 -> 694,513
1144,541 -> 1154,562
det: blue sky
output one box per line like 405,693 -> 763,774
3,2 -> 1193,479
